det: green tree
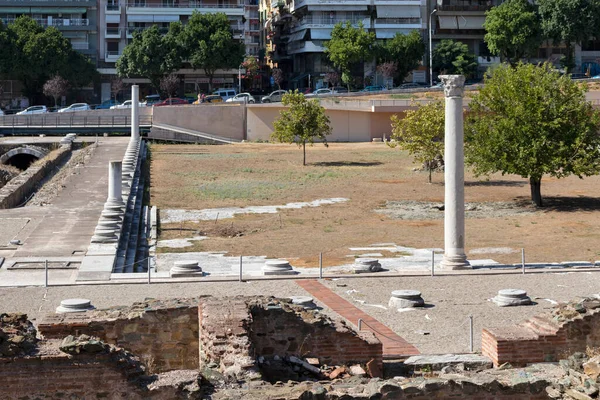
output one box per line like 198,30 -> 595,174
324,21 -> 375,90
183,12 -> 245,91
484,0 -> 542,65
432,40 -> 478,77
271,91 -> 332,166
537,0 -> 600,72
117,23 -> 183,91
465,63 -> 600,207
389,100 -> 444,183
5,16 -> 96,100
378,30 -> 425,84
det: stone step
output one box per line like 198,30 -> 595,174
521,315 -> 560,335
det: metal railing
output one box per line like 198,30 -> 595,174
126,0 -> 243,8
0,114 -> 153,129
374,17 -> 421,25
298,15 -> 366,25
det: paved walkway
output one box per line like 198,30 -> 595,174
296,279 -> 420,359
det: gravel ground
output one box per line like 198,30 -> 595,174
321,271 -> 600,355
0,280 -> 311,322
27,144 -> 96,206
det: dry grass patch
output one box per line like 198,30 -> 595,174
150,142 -> 600,264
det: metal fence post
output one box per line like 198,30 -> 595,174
45,260 -> 48,288
521,248 -> 525,274
148,257 -> 151,284
469,315 -> 474,352
319,252 -> 323,279
239,256 -> 243,282
431,250 -> 435,276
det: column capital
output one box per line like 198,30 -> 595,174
439,75 -> 465,98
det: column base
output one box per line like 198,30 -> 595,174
440,254 -> 471,270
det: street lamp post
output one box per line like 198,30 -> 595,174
238,65 -> 243,92
429,8 -> 437,87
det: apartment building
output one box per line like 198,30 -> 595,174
97,0 -> 259,100
261,0 -> 427,89
0,0 -> 97,63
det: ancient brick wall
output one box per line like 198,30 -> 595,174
482,298 -> 600,366
0,352 -> 149,399
248,299 -> 382,368
37,299 -> 199,372
198,297 -> 257,375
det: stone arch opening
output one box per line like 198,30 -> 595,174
0,147 -> 47,171
4,153 -> 39,170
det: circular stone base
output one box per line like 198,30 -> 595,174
170,260 -> 203,278
262,259 -> 296,275
492,289 -> 532,307
353,258 -> 383,273
389,290 -> 425,308
56,298 -> 94,313
100,211 -> 122,220
289,296 -> 317,309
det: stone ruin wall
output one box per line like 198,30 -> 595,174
482,297 -> 600,366
0,350 -> 156,400
247,300 -> 383,369
37,298 -> 200,372
0,144 -> 70,209
0,296 -> 572,399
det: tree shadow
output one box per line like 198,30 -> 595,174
464,180 -> 526,187
311,161 -> 383,167
514,195 -> 600,212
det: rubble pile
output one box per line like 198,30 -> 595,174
547,352 -> 600,399
257,355 -> 370,383
552,297 -> 600,323
0,313 -> 38,356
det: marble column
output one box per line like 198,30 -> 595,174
439,75 -> 470,270
131,85 -> 140,141
107,160 -> 124,207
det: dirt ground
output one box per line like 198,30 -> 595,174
150,142 -> 600,266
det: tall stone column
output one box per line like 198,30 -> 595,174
107,160 -> 124,207
439,75 -> 470,270
131,84 -> 140,141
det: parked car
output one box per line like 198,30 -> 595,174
0,109 -> 4,116
144,94 -> 162,106
203,95 -> 223,103
361,85 -> 385,92
153,98 -> 189,107
95,99 -> 120,109
399,83 -> 421,89
58,103 -> 91,113
331,87 -> 349,94
570,73 -> 589,80
305,88 -> 333,98
212,88 -> 237,101
225,93 -> 256,103
110,100 -> 146,109
261,90 -> 288,103
16,105 -> 48,115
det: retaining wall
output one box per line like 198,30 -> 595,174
0,144 -> 70,209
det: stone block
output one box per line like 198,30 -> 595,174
491,289 -> 532,307
388,290 -> 425,309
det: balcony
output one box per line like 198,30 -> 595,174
296,15 -> 369,28
125,0 -> 245,16
71,42 -> 90,50
288,39 -> 324,54
374,17 -> 421,29
105,27 -> 122,38
106,3 -> 121,13
436,0 -> 499,12
126,26 -> 169,37
105,51 -> 122,62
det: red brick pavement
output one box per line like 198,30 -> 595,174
297,279 -> 420,358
